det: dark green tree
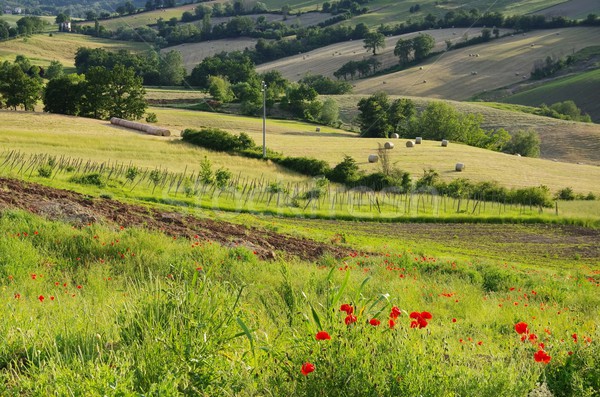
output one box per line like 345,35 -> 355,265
357,92 -> 392,138
394,38 -> 413,64
104,64 -> 147,119
0,61 -> 43,111
504,130 -> 541,157
43,74 -> 85,115
363,31 -> 386,55
158,50 -> 185,86
412,33 -> 435,61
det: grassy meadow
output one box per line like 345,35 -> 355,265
0,207 -> 598,395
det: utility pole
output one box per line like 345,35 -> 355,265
261,81 -> 267,158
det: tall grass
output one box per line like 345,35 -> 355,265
1,209 -> 598,395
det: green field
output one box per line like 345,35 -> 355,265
501,69 -> 600,123
75,4 -> 200,30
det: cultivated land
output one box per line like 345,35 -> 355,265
2,109 -> 599,196
256,28 -> 484,80
163,37 -> 260,72
350,27 -> 600,100
533,0 -> 600,19
500,69 -> 600,123
0,32 -> 147,68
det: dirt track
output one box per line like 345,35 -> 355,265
0,177 -> 349,261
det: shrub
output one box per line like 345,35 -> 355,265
145,112 -> 158,123
37,165 -> 52,178
214,168 -> 232,189
276,156 -> 331,177
328,155 -> 361,184
181,128 -> 255,152
503,130 -> 541,158
69,173 -> 104,187
555,187 -> 575,201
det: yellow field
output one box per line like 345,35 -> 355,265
1,109 -> 599,195
0,33 -> 148,68
352,27 -> 600,100
256,28 -> 480,80
163,38 -> 260,72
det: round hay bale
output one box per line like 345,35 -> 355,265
368,154 -> 379,163
315,127 -> 321,132
406,141 -> 415,148
391,133 -> 400,139
415,137 -> 422,144
455,163 -> 465,172
423,80 -> 427,83
384,142 -> 394,149
441,139 -> 448,147
419,66 -> 423,70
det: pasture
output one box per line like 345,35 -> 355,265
0,33 -> 147,68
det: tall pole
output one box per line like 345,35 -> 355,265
262,81 -> 267,158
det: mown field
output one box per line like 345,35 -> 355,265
2,109 -> 600,198
0,33 -> 148,69
351,27 -> 600,100
534,0 -> 600,19
500,69 -> 600,123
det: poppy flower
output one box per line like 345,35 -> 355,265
301,362 -> 315,376
533,350 -> 551,364
340,304 -> 353,315
38,295 -> 44,302
528,333 -> 538,342
514,322 -> 529,335
369,318 -> 381,326
315,331 -> 331,340
409,311 -> 432,328
452,318 -> 457,323
572,333 -> 578,343
388,319 -> 395,328
344,314 -> 357,325
390,306 -> 401,319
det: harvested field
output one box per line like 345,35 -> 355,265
533,0 -> 600,19
163,38 -> 260,72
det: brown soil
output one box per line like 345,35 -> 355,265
0,177 -> 349,261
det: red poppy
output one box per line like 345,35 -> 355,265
344,314 -> 357,325
38,295 -> 44,302
572,333 -> 578,343
340,304 -> 353,314
514,322 -> 529,335
533,350 -> 551,364
410,320 -> 418,328
528,333 -> 538,342
369,318 -> 381,326
301,362 -> 315,376
388,319 -> 395,328
315,331 -> 331,340
409,311 -> 432,328
14,293 -> 20,299
390,306 -> 401,319
452,318 -> 457,323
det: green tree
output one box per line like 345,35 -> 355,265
415,101 -> 486,145
80,66 -> 110,119
328,155 -> 360,184
55,13 -> 70,24
412,34 -> 435,61
208,76 -> 235,103
363,31 -> 386,55
158,50 -> 185,86
45,60 -> 64,80
0,20 -> 10,40
388,98 -> 416,136
394,38 -> 414,64
504,130 -> 541,157
0,61 -> 43,111
104,64 -> 147,119
357,92 -> 392,138
43,74 -> 85,115
319,98 -> 340,126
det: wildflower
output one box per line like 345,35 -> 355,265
301,362 -> 315,376
315,331 -> 331,340
390,306 -> 401,319
452,318 -> 457,323
533,350 -> 551,364
345,314 -> 357,325
340,304 -> 353,315
409,311 -> 432,329
528,333 -> 538,343
38,295 -> 44,302
14,293 -> 20,299
388,319 -> 395,328
369,318 -> 381,326
514,322 -> 529,335
572,333 -> 578,343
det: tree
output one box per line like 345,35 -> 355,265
104,64 -> 147,119
412,33 -> 435,61
45,60 -> 64,80
388,98 -> 416,136
504,130 -> 540,157
394,38 -> 413,64
43,74 -> 85,115
158,50 -> 185,86
319,98 -> 340,126
80,66 -> 110,119
208,76 -> 234,103
0,20 -> 10,40
363,31 -> 386,55
357,92 -> 391,138
0,61 -> 43,111
55,13 -> 70,24
481,28 -> 491,41
328,155 -> 360,184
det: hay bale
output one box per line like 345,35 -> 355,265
315,127 -> 321,132
455,163 -> 465,172
368,154 -> 379,163
406,141 -> 415,148
384,142 -> 394,149
415,137 -> 422,144
110,117 -> 170,137
423,80 -> 427,83
441,139 -> 448,147
391,133 -> 400,139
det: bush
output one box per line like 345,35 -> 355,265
555,187 -> 576,201
503,130 -> 541,157
181,128 -> 255,152
356,170 -> 411,191
145,113 -> 158,123
37,165 -> 52,178
276,156 -> 331,177
328,155 -> 361,184
69,173 -> 104,187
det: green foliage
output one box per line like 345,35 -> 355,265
504,130 -> 541,158
278,156 -> 331,177
68,173 -> 104,187
214,168 -> 232,189
299,74 -> 352,95
556,187 -> 576,201
357,92 -> 392,138
45,60 -> 64,80
208,75 -> 235,103
157,50 -> 185,86
37,165 -> 52,178
43,74 -> 85,116
363,31 -> 386,55
125,166 -> 139,183
181,127 -> 255,152
145,112 -> 158,123
328,155 -> 361,184
0,61 -> 43,111
319,98 -> 341,127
